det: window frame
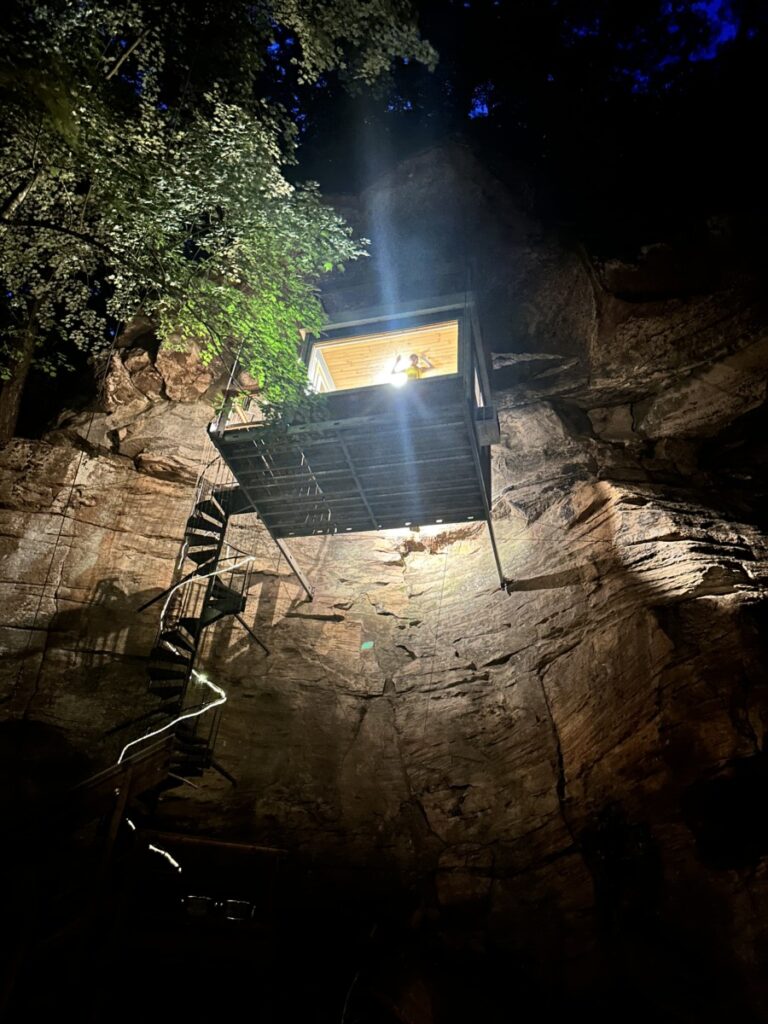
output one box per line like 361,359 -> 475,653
303,295 -> 488,403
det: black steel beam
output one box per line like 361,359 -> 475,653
240,481 -> 483,511
274,539 -> 314,599
461,400 -> 505,586
228,451 -> 477,483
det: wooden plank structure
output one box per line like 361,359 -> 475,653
209,298 -> 504,592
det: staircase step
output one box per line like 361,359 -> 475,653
201,606 -> 245,627
195,497 -> 227,524
192,497 -> 225,518
148,682 -> 185,699
176,725 -> 205,742
201,607 -> 243,627
186,531 -> 223,550
210,577 -> 242,598
186,515 -> 224,537
159,628 -> 196,654
173,749 -> 208,765
187,548 -> 218,566
197,579 -> 247,626
174,740 -> 209,754
213,486 -> 251,516
187,536 -> 218,552
210,588 -> 245,608
178,617 -> 203,639
148,666 -> 189,682
150,645 -> 192,666
175,725 -> 206,740
156,696 -> 184,714
172,749 -> 209,763
172,741 -> 207,756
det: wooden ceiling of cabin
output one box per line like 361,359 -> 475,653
318,320 -> 459,391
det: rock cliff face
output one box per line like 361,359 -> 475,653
2,145 -> 768,1018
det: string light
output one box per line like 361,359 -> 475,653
118,508 -> 250,769
125,817 -> 182,872
158,554 -> 256,636
148,843 -> 182,873
116,670 -> 227,764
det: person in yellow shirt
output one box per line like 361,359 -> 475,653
392,351 -> 434,382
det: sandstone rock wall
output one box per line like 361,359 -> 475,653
2,144 -> 767,1017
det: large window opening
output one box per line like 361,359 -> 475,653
307,319 -> 459,393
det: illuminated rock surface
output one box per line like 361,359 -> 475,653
2,146 -> 767,1019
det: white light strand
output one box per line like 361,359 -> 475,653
175,537 -> 189,572
158,554 -> 256,637
148,843 -> 182,873
116,671 -> 227,764
124,818 -> 182,872
118,515 -> 250,769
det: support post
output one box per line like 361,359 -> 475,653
100,772 -> 132,879
275,538 -> 314,600
337,435 -> 379,530
214,389 -> 238,435
461,401 -> 507,587
234,614 -> 270,655
486,517 -> 505,588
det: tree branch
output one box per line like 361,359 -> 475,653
0,171 -> 43,220
105,29 -> 149,81
78,183 -> 92,232
0,216 -> 113,254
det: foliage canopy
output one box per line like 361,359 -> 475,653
0,0 -> 435,416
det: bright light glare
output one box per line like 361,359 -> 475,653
390,374 -> 408,388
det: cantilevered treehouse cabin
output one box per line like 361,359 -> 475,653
209,296 -> 503,592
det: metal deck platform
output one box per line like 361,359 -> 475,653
210,375 -> 491,538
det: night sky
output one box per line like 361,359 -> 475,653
294,0 -> 768,252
